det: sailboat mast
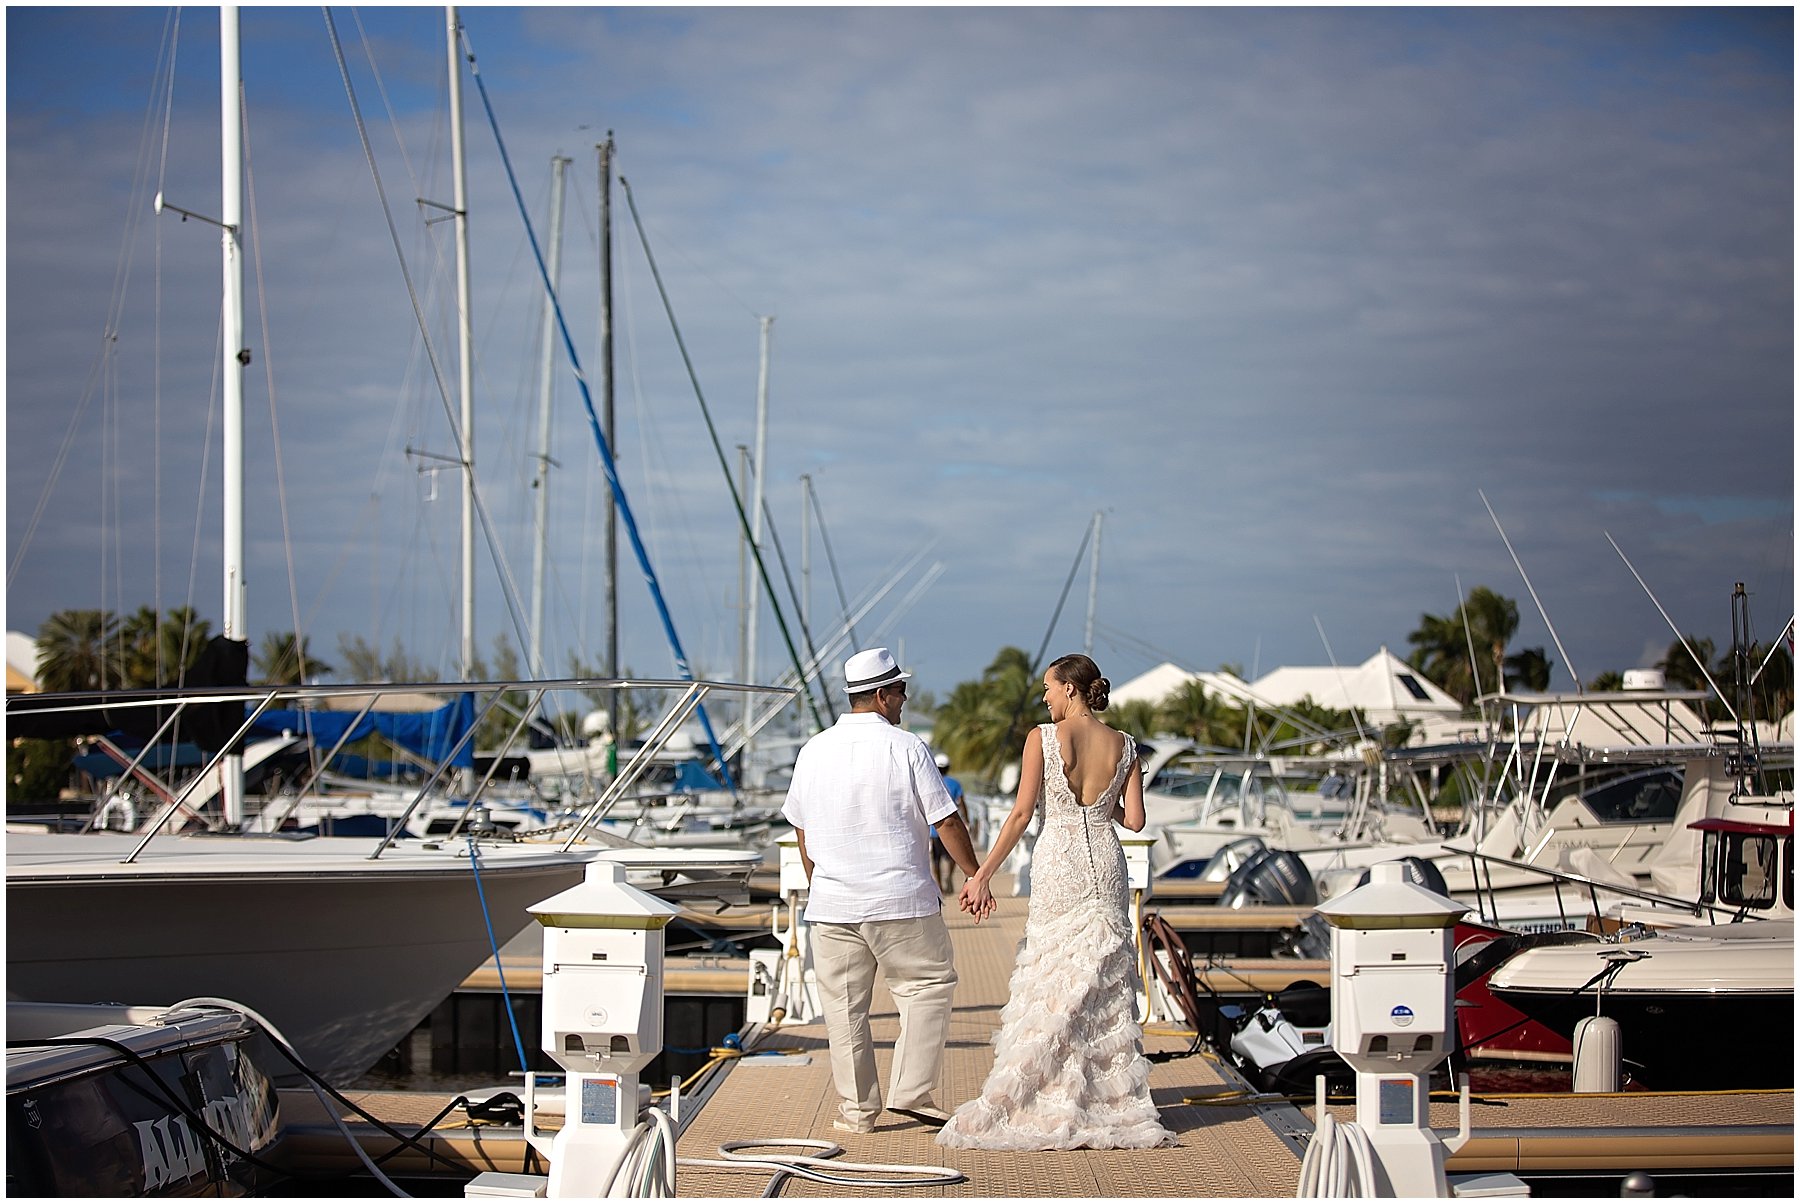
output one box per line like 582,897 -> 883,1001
1083,510 -> 1102,656
800,473 -> 812,635
448,6 -> 476,680
598,135 -> 618,739
530,155 -> 570,679
220,4 -> 246,825
744,315 -> 772,780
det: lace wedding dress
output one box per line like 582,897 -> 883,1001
937,723 -> 1173,1150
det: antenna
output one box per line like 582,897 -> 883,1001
1313,615 -> 1369,743
1603,531 -> 1739,727
1479,490 -> 1580,691
1753,615 -> 1795,688
1454,572 -> 1484,698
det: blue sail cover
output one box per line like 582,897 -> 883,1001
249,693 -> 476,769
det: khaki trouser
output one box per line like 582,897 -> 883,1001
810,912 -> 957,1125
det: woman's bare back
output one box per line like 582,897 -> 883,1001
1053,716 -> 1128,807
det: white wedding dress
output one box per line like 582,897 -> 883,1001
937,723 -> 1173,1150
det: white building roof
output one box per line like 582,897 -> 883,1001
1110,663 -> 1263,709
7,630 -> 42,693
1249,647 -> 1463,723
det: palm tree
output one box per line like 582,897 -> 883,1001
1107,698 -> 1160,741
1503,646 -> 1554,692
35,609 -> 121,692
1588,670 -> 1626,692
1745,642 -> 1794,725
254,631 -> 332,685
931,647 -> 1042,785
1407,586 -> 1519,705
118,606 -> 214,687
1248,696 -> 1366,754
336,633 -> 432,682
1657,636 -> 1718,694
468,633 -> 530,751
1156,680 -> 1242,750
569,655 -> 645,745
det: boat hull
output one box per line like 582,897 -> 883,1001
1486,923 -> 1794,1090
6,1002 -> 282,1196
6,833 -> 593,1084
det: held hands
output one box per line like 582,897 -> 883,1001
959,876 -> 996,924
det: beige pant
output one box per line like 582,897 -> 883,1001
811,912 -> 957,1125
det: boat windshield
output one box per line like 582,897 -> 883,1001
1702,829 -> 1790,912
1575,767 -> 1683,823
1152,766 -> 1218,798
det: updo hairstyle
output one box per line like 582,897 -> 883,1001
1048,653 -> 1110,713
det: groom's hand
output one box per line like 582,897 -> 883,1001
960,879 -> 995,923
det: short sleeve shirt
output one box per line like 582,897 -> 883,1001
781,712 -> 958,923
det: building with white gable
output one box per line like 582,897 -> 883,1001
1111,649 -> 1472,747
1109,662 -> 1261,710
7,630 -> 42,694
1250,646 -> 1469,743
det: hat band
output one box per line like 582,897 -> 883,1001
846,667 -> 904,690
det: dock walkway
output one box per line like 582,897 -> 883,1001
288,875 -> 1792,1196
673,885 -> 1304,1198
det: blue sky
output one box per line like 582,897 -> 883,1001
6,5 -> 1793,704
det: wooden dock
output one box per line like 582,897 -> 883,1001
672,889 -> 1306,1197
283,874 -> 1792,1196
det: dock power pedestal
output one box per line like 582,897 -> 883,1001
524,860 -> 680,1197
1311,860 -> 1479,1197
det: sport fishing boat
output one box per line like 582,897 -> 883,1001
6,1001 -> 282,1196
1482,775 -> 1793,1090
1467,586 -> 1794,1090
5,675 -> 781,1085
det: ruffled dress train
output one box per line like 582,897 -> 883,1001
937,725 -> 1174,1151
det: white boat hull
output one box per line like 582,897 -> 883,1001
1486,921 -> 1794,1089
6,832 -> 594,1084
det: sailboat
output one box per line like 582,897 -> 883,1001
0,7 -> 605,1087
5,8 -> 798,1087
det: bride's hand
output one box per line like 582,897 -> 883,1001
960,878 -> 995,923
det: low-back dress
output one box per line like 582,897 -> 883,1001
936,723 -> 1174,1150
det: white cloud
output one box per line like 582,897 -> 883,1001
6,6 -> 1791,702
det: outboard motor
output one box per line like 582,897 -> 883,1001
1218,847 -> 1318,909
1200,836 -> 1269,884
1356,855 -> 1449,898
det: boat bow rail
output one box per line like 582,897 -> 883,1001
5,676 -> 797,861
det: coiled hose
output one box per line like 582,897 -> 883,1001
1296,1108 -> 1377,1198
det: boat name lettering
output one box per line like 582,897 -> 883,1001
135,1093 -> 260,1189
136,1115 -> 207,1190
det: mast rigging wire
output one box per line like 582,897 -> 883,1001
751,480 -> 838,724
806,475 -> 862,653
618,175 -> 829,734
455,23 -> 739,788
325,10 -> 549,687
998,521 -> 1095,739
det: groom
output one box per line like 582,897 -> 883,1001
781,647 -> 989,1133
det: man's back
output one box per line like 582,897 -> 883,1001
783,713 -> 955,923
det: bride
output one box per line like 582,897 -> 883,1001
937,653 -> 1174,1150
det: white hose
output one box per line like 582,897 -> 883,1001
679,1138 -> 965,1196
1296,1111 -> 1377,1198
600,1107 -> 679,1197
169,996 -> 412,1199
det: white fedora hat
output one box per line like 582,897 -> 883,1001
843,647 -> 911,694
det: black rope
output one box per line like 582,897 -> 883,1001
11,1010 -> 518,1187
1001,521 -> 1096,738
618,175 -> 828,735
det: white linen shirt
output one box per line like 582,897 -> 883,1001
781,712 -> 958,923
